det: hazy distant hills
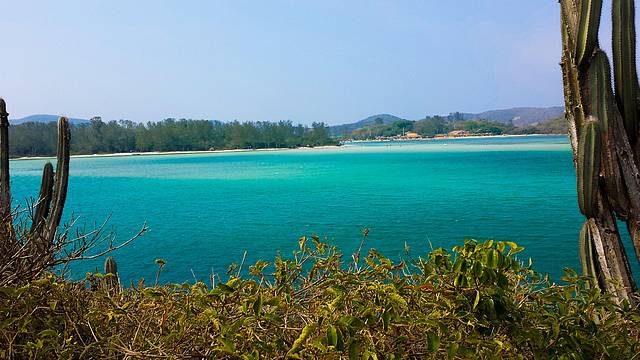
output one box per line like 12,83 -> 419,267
329,114 -> 407,136
10,114 -> 89,125
461,106 -> 565,126
13,106 -> 565,135
330,106 -> 564,136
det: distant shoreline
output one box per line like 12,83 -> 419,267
10,145 -> 340,161
344,133 -> 567,143
11,134 -> 567,161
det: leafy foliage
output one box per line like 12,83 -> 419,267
0,238 -> 638,358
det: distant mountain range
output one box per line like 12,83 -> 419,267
330,106 -> 565,136
12,106 -> 566,135
10,114 -> 89,125
460,106 -> 565,126
329,114 -> 405,136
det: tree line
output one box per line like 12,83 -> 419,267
9,118 -> 336,157
348,115 -> 567,139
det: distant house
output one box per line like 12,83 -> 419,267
447,130 -> 470,137
405,131 -> 420,139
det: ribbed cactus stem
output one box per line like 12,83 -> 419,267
31,163 -> 54,234
561,0 -> 638,304
579,219 -> 599,287
0,99 -> 77,286
587,51 -> 630,214
44,117 -> 70,242
0,98 -> 15,250
0,98 -> 10,225
576,0 -> 603,64
104,256 -> 118,275
104,256 -> 119,289
577,118 -> 602,218
612,0 -> 640,144
588,51 -> 614,134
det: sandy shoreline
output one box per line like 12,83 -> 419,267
11,145 -> 340,161
11,134 -> 566,161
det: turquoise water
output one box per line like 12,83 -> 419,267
9,136 -> 640,284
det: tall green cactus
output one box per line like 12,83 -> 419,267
576,118 -> 602,218
578,219 -> 598,286
560,0 -> 640,304
104,256 -> 118,275
104,256 -> 119,289
612,0 -> 640,144
0,99 -> 13,248
0,98 -> 71,255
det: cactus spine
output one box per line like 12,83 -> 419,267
560,0 -> 640,304
0,98 -> 71,253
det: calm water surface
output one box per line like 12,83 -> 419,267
10,136 -> 639,284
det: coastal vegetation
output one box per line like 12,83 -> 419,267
7,114 -> 566,158
328,107 -> 566,137
1,101 -> 637,358
510,117 -> 568,135
3,0 -> 640,357
1,237 -> 639,358
8,118 -> 335,157
347,116 -> 566,140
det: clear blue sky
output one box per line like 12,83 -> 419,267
2,1 -> 572,124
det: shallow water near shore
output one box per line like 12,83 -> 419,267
9,136 -> 640,284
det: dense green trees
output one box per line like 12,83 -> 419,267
511,117 -> 568,135
348,117 -> 567,140
8,118 -> 335,157
349,117 -> 516,139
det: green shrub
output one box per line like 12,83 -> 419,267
0,238 -> 638,359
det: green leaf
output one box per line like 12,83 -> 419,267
38,329 -> 58,338
252,294 -> 263,316
326,325 -> 338,347
486,250 -> 498,269
427,332 -> 440,352
349,340 -> 362,360
217,337 -> 236,354
486,298 -> 495,319
447,343 -> 459,359
473,290 -> 480,309
216,283 -> 235,293
382,310 -> 391,331
228,317 -> 246,334
287,323 -> 317,357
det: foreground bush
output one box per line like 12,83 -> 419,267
0,238 -> 639,359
